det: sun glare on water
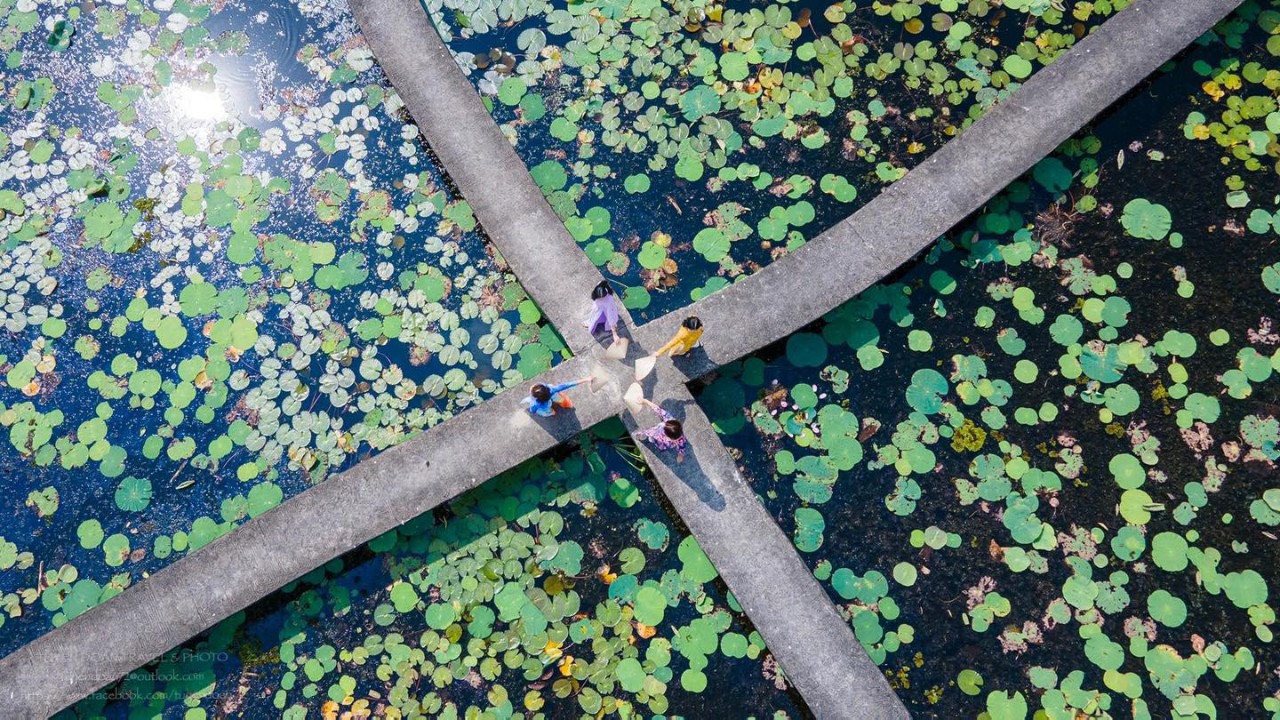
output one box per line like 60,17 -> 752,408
170,85 -> 228,123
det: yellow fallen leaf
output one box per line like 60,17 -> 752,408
559,655 -> 574,676
544,638 -> 563,660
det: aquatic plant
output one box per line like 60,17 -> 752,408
430,0 -> 1126,317
0,0 -> 563,650
64,425 -> 806,719
698,3 -> 1280,715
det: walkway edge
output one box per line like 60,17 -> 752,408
624,379 -> 908,719
647,0 -> 1244,380
348,0 -> 615,354
0,355 -> 624,718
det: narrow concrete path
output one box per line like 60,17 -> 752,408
0,355 -> 626,719
348,0 -> 611,354
623,371 -> 906,719
648,0 -> 1242,381
0,0 -> 1240,715
349,3 -> 907,712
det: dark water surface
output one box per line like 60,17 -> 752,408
695,3 -> 1280,716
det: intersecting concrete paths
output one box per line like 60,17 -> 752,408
0,0 -> 1241,715
352,0 -> 904,715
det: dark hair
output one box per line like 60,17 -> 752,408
591,281 -> 614,299
530,384 -> 551,403
663,420 -> 684,440
682,316 -> 702,331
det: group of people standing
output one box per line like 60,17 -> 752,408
521,281 -> 703,463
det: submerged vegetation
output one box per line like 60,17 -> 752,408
3,0 -> 1279,714
0,0 -> 564,651
432,0 -> 1127,317
63,425 -> 808,719
698,2 -> 1280,716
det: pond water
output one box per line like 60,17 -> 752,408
428,0 -> 1126,320
0,0 -> 566,655
61,422 -> 811,719
10,0 -> 1280,715
695,2 -> 1280,717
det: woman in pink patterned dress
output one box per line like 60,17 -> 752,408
633,399 -> 687,463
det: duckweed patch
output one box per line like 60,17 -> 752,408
0,0 -> 565,653
697,3 -> 1280,715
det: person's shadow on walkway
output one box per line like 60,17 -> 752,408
514,399 -> 585,446
641,398 -> 726,512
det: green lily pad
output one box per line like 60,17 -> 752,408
114,476 -> 152,512
1120,198 -> 1172,240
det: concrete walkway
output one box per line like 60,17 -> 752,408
623,372 -> 906,718
0,0 -> 1240,715
0,355 -> 627,718
348,0 -> 615,354
350,2 -> 907,713
649,0 -> 1243,381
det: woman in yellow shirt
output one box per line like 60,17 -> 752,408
653,316 -> 703,358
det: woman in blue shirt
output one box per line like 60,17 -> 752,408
522,376 -> 594,416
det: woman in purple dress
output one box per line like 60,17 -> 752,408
584,280 -> 621,342
634,399 -> 687,463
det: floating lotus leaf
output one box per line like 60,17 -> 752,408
677,536 -> 717,584
113,477 -> 152,512
892,562 -> 917,587
905,369 -> 948,414
1120,198 -> 1173,240
1083,633 -> 1124,671
1223,570 -> 1268,608
1147,589 -> 1188,628
633,585 -> 667,626
792,507 -> 824,553
615,657 -> 646,693
1118,489 -> 1156,525
692,228 -> 730,263
985,690 -> 1027,720
1109,454 -> 1145,490
389,582 -> 419,613
77,520 -> 104,550
785,333 -> 827,368
101,533 -> 130,567
425,603 -> 456,630
957,669 -> 983,696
